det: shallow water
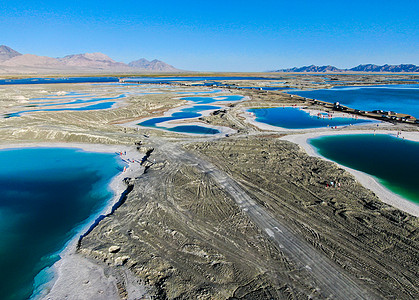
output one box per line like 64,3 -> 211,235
139,105 -> 221,134
180,95 -> 244,104
237,86 -> 292,91
0,148 -> 124,300
309,134 -> 419,204
249,107 -> 375,129
122,76 -> 273,83
288,84 -> 419,118
29,95 -> 125,108
6,101 -> 117,118
0,77 -> 119,85
138,94 -> 244,134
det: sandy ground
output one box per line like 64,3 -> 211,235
0,143 -> 150,299
280,131 -> 419,217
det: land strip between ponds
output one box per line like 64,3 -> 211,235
281,130 -> 419,217
123,94 -> 248,136
157,140 -> 378,299
78,137 -> 378,299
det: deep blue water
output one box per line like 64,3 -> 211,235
384,79 -> 419,82
309,134 -> 419,204
0,148 -> 124,300
122,76 -> 273,83
138,94 -> 244,134
180,95 -> 244,104
5,92 -> 126,118
139,105 -> 221,134
249,107 -> 375,129
288,84 -> 419,118
122,77 -> 280,88
167,125 -> 220,134
176,89 -> 223,95
0,77 -> 119,85
237,86 -> 292,91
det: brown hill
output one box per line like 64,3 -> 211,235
128,58 -> 179,72
0,45 -> 22,62
0,46 -> 182,73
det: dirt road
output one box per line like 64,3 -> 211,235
153,139 -> 377,299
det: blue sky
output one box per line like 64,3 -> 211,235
1,0 -> 418,71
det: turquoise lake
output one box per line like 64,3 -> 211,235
7,102 -> 117,118
0,148 -> 124,300
139,105 -> 221,134
180,95 -> 244,104
309,134 -> 419,204
6,94 -> 125,118
138,95 -> 244,134
249,107 -> 375,129
288,84 -> 419,118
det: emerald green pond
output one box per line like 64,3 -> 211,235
310,134 -> 419,204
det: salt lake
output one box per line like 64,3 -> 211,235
0,147 -> 124,300
288,84 -> 419,118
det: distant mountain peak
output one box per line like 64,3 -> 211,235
273,64 -> 419,73
348,64 -> 419,72
0,46 -> 182,73
128,58 -> 180,72
0,45 -> 22,61
61,52 -> 116,62
274,65 -> 341,73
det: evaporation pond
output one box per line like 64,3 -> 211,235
288,84 -> 419,118
7,101 -> 117,118
309,134 -> 419,204
249,107 -> 374,129
181,95 -> 244,104
0,147 -> 124,300
139,105 -> 221,134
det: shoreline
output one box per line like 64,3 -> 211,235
280,131 -> 419,217
241,106 -> 383,132
0,142 -> 149,299
122,95 -> 248,137
239,104 -> 419,217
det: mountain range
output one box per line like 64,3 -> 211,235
273,64 -> 419,73
0,45 -> 181,74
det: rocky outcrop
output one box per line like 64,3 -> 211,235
128,58 -> 180,72
58,53 -> 129,70
275,65 -> 341,72
0,45 -> 22,61
349,64 -> 419,72
2,54 -> 64,67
